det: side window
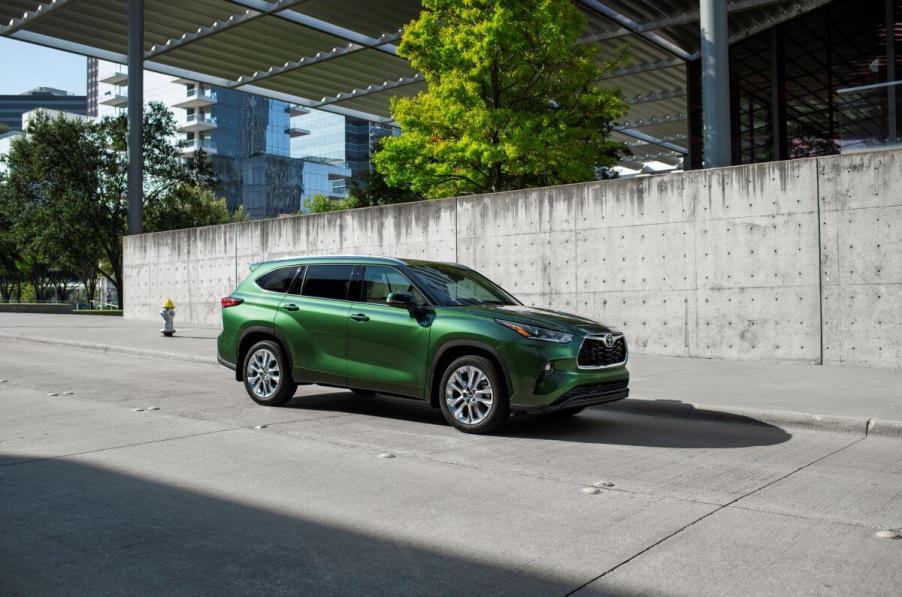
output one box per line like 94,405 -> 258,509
255,266 -> 298,293
286,266 -> 307,295
301,264 -> 354,300
362,266 -> 425,304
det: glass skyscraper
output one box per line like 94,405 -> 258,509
90,60 -> 353,219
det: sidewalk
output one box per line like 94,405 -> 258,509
1,312 -> 899,434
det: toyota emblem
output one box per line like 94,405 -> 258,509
603,334 -> 615,348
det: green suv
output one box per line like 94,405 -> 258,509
217,256 -> 629,433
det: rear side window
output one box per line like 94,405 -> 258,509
301,264 -> 354,300
255,266 -> 298,293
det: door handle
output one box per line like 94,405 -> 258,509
282,304 -> 300,312
349,313 -> 370,322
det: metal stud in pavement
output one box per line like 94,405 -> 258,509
875,530 -> 901,540
47,392 -> 58,396
594,481 -> 615,488
147,407 -> 159,411
582,487 -> 601,495
378,452 -> 396,459
254,425 -> 267,429
132,408 -> 144,412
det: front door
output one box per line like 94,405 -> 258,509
274,263 -> 354,386
346,265 -> 432,398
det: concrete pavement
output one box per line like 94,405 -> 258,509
1,312 -> 900,432
1,341 -> 900,595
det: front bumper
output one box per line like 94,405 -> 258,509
511,379 -> 629,413
501,333 -> 629,412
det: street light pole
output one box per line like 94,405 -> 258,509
127,0 -> 144,234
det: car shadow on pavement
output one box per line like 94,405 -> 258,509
0,455 -> 639,596
286,392 -> 792,449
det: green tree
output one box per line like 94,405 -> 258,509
0,104 -> 233,307
301,193 -> 351,214
348,140 -> 424,208
373,0 -> 628,199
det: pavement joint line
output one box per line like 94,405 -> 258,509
0,426 -> 245,470
562,435 -> 868,596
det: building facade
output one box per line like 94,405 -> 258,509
688,0 -> 901,168
0,87 -> 86,132
90,60 -> 352,219
291,109 -> 397,200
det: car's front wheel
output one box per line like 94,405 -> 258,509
439,356 -> 509,433
242,340 -> 295,406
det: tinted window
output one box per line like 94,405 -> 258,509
363,266 -> 425,304
255,266 -> 298,293
406,263 -> 518,306
301,264 -> 354,300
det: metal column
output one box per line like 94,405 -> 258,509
127,0 -> 144,235
700,0 -> 731,168
888,0 -> 897,143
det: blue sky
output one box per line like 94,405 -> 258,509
0,37 -> 86,95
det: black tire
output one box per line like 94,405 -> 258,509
350,388 -> 375,396
438,355 -> 510,434
548,406 -> 586,417
242,339 -> 295,406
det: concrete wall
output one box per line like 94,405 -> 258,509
124,149 -> 902,368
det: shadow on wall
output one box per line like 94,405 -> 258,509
287,391 -> 792,449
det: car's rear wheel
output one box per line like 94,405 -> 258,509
243,340 -> 295,406
439,356 -> 509,433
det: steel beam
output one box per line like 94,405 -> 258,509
146,0 -> 310,58
624,88 -> 687,105
7,29 -> 395,123
614,128 -> 689,154
127,0 -> 143,235
226,0 -> 398,55
0,0 -> 81,36
578,0 -> 693,60
313,74 -> 423,108
234,30 -> 403,87
700,0 -> 731,167
600,58 -> 684,80
887,0 -> 897,143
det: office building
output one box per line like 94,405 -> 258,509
0,87 -> 87,132
90,60 -> 351,218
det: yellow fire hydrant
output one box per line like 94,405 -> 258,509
160,298 -> 176,337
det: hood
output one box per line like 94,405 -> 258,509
455,304 -> 616,335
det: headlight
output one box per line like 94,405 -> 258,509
496,319 -> 573,343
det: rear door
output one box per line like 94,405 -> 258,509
274,263 -> 354,386
345,265 -> 432,398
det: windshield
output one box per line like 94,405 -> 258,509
406,263 -> 520,307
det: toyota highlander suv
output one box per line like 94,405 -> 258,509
217,256 -> 629,433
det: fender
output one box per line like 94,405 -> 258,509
426,339 -> 514,406
235,324 -> 294,381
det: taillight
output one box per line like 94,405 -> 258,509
221,297 -> 244,308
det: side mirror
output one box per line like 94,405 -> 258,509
386,292 -> 415,309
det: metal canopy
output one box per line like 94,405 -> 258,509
1,0 -> 829,159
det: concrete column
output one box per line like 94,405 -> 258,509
127,0 -> 144,235
700,0 -> 731,168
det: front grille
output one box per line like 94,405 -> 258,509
577,335 -> 627,368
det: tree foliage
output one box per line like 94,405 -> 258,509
0,104 -> 238,306
373,0 -> 628,199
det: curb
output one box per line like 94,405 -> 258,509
610,399 -> 901,439
0,332 -> 218,367
4,331 -> 900,439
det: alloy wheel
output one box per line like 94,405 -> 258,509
246,348 -> 281,399
444,365 -> 494,425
